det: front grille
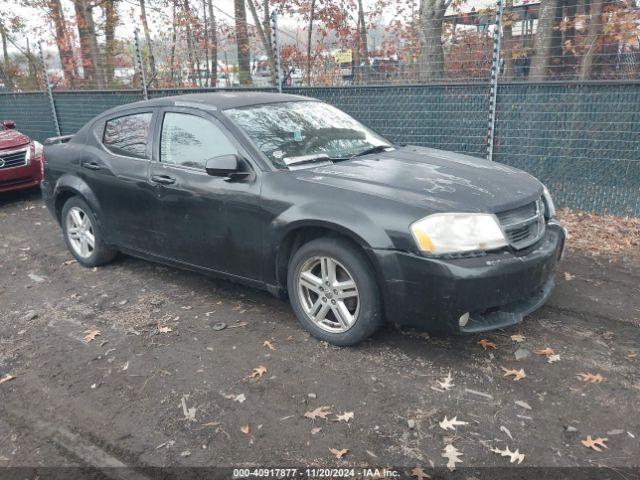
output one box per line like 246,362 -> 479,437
0,148 -> 28,170
496,199 -> 545,250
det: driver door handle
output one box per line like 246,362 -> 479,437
151,174 -> 176,185
82,161 -> 101,171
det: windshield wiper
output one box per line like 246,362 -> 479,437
350,145 -> 393,158
283,154 -> 333,167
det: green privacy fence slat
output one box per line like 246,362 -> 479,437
0,92 -> 59,141
1,84 -> 638,216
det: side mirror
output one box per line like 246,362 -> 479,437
205,154 -> 240,177
3,120 -> 16,129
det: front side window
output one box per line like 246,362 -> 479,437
160,112 -> 237,169
224,101 -> 390,169
103,112 -> 152,159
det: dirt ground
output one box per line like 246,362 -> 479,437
1,188 -> 639,479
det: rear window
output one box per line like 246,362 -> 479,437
102,113 -> 152,159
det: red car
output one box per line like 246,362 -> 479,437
0,120 -> 44,193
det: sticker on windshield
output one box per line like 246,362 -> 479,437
272,150 -> 284,159
293,130 -> 303,142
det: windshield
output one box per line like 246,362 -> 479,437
224,101 -> 391,169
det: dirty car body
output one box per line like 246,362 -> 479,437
41,92 -> 566,345
0,120 -> 44,193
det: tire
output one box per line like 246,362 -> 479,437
287,236 -> 383,346
61,196 -> 117,268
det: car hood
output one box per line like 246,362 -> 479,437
295,145 -> 543,213
0,129 -> 31,150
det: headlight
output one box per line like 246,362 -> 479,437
33,140 -> 44,158
542,185 -> 556,219
410,213 -> 507,255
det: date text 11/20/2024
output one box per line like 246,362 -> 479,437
233,468 -> 400,478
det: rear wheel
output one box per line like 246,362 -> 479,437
61,197 -> 117,267
287,237 -> 382,346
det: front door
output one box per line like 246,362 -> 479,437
148,108 -> 263,281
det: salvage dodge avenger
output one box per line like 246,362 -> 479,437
41,92 -> 566,346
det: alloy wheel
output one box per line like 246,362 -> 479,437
66,206 -> 95,259
297,256 -> 360,333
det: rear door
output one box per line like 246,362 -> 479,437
83,108 -> 157,251
148,107 -> 263,280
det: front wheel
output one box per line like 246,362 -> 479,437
287,237 -> 382,346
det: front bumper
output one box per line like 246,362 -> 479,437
0,157 -> 43,193
373,221 -> 566,334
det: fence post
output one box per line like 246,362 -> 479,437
134,29 -> 149,100
38,41 -> 61,137
486,0 -> 504,161
270,11 -> 283,93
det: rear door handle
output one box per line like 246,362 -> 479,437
82,161 -> 101,171
151,174 -> 176,185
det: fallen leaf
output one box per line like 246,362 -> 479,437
625,352 -> 637,361
441,444 -> 463,471
410,466 -> 431,480
534,347 -> 555,357
335,411 -> 354,423
158,326 -> 172,333
547,354 -> 561,364
577,372 -> 604,383
500,425 -> 513,440
510,334 -> 526,343
515,400 -> 532,410
564,272 -> 575,281
263,339 -> 276,350
310,427 -> 322,435
502,367 -> 526,381
249,366 -> 267,380
490,446 -> 525,464
240,424 -> 250,435
328,447 -> 348,459
222,393 -> 246,403
304,406 -> 332,420
439,416 -> 469,431
83,328 -> 101,343
0,374 -> 16,384
181,395 -> 196,422
478,339 -> 497,350
581,436 -> 608,452
437,371 -> 454,391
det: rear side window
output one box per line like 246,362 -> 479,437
103,113 -> 152,159
160,112 -> 237,169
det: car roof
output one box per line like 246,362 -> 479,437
102,91 -> 316,116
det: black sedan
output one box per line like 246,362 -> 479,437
42,92 -> 566,346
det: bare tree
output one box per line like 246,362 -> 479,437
418,0 -> 451,82
206,0 -> 217,87
357,0 -> 370,82
530,0 -> 559,79
139,0 -> 157,86
75,0 -> 105,87
246,0 -> 276,85
501,0 -> 515,79
579,0 -> 604,79
103,0 -> 118,85
234,0 -> 252,85
48,0 -> 77,86
183,0 -> 197,85
306,0 -> 316,85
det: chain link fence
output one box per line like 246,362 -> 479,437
0,0 -> 639,215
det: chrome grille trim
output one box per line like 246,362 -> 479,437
0,146 -> 29,170
496,199 -> 546,250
